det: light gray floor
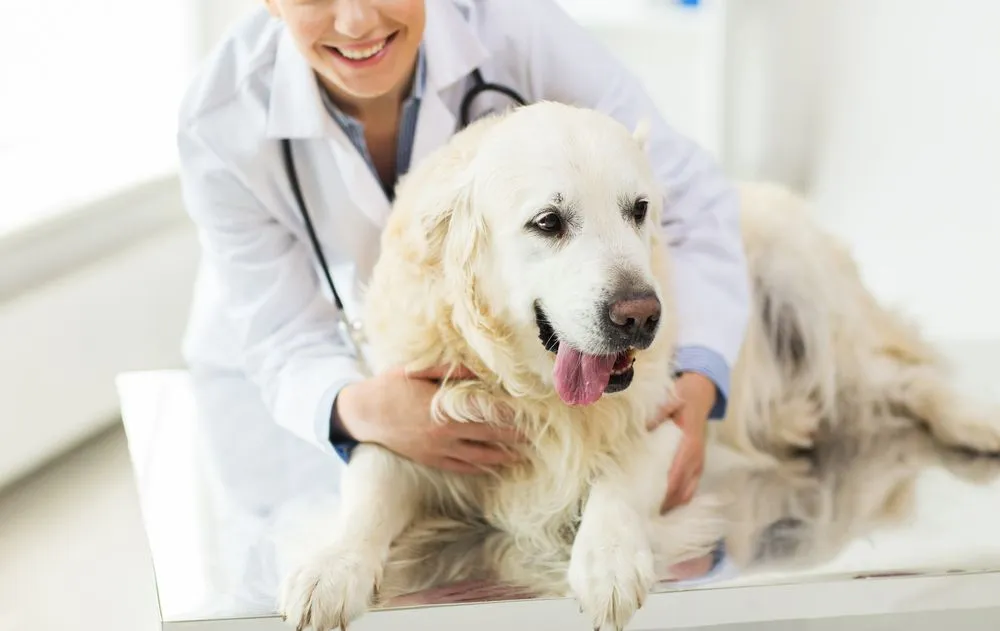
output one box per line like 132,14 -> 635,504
0,425 -> 161,631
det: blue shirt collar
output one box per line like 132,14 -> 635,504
318,43 -> 427,129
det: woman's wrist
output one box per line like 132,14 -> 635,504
675,372 -> 717,423
333,380 -> 376,444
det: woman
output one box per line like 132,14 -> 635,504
177,0 -> 749,512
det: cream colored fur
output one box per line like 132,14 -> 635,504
277,102 -> 1000,631
714,182 -> 1000,462
714,420 -> 1000,574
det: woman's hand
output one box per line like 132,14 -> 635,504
335,364 -> 525,474
647,373 -> 715,513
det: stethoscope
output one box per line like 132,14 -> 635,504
280,68 -> 527,373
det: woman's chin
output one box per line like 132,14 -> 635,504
316,61 -> 415,105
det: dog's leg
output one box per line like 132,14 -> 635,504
568,471 -> 656,631
567,423 -> 718,629
871,357 -> 1000,454
278,445 -> 422,631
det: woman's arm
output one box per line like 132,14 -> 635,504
497,0 -> 750,418
177,124 -> 367,456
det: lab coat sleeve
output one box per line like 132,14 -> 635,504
177,124 -> 366,455
508,0 -> 751,418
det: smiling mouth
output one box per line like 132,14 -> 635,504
534,304 -> 636,405
326,31 -> 398,63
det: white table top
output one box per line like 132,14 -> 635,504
116,343 -> 1000,631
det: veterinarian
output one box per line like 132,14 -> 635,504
177,0 -> 750,512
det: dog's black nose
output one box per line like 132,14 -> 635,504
604,292 -> 661,348
609,295 -> 660,330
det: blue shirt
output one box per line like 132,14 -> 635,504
321,49 -> 729,462
318,46 -> 427,202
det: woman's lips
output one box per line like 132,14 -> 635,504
325,31 -> 398,67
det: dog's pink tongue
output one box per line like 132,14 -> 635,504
553,346 -> 617,406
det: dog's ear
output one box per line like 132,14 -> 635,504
420,171 -> 525,382
436,173 -> 488,308
417,169 -> 480,270
632,117 -> 652,153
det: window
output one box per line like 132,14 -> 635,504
0,0 -> 197,236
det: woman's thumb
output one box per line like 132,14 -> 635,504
647,398 -> 683,431
405,363 -> 477,381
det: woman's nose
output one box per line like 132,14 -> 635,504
333,0 -> 381,40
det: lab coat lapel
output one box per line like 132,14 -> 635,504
267,29 -> 391,229
325,134 -> 392,229
409,0 -> 491,169
410,88 -> 458,171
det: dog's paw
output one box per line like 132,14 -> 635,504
567,516 -> 655,631
278,545 -> 383,631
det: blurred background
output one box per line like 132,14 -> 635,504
1,0 -> 998,629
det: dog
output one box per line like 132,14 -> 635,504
277,419 -> 1000,607
277,101 -> 1000,631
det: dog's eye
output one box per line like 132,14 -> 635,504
532,211 -> 564,235
632,198 -> 649,224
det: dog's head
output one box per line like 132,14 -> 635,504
406,102 -> 672,405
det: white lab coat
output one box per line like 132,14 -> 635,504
177,0 -> 750,459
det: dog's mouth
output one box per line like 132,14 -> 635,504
535,304 -> 636,406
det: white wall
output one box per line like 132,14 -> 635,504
0,181 -> 199,488
187,0 -> 259,62
721,0 -> 834,188
724,0 -> 1000,344
561,0 -> 728,159
0,1 -> 265,490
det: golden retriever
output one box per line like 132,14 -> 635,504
277,102 -> 1000,631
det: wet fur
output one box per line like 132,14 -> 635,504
277,103 -> 1000,631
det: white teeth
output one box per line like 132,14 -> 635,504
335,38 -> 387,61
611,350 -> 636,376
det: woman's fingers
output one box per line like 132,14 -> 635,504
647,398 -> 683,431
452,421 -> 526,447
452,440 -> 521,466
435,457 -> 482,475
405,363 -> 478,381
661,466 -> 698,513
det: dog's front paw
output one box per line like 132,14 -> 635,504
568,517 -> 655,631
278,545 -> 383,631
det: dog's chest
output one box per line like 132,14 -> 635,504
474,464 -> 590,544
